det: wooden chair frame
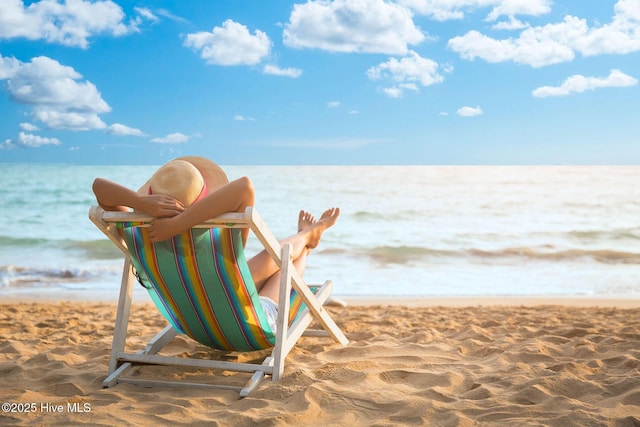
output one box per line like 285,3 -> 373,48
89,205 -> 348,396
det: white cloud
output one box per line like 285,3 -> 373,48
399,0 -> 551,22
486,0 -> 552,21
457,106 -> 483,116
0,55 -> 20,78
0,54 -> 110,130
263,64 -> 302,78
184,19 -> 271,66
234,115 -> 255,121
448,23 -> 577,68
399,0 -> 471,21
107,123 -> 145,136
32,110 -> 107,130
3,132 -> 62,148
150,132 -> 190,144
0,0 -> 153,48
18,131 -> 61,147
19,122 -> 39,131
154,8 -> 189,24
283,0 -> 424,55
367,51 -> 445,97
532,69 -> 638,98
382,87 -> 403,98
492,16 -> 528,30
133,7 -> 158,23
327,101 -> 341,108
576,0 -> 640,56
449,1 -> 640,67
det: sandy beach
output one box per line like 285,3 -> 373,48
1,297 -> 639,426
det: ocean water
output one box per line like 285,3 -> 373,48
1,163 -> 639,300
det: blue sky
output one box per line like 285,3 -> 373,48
0,0 -> 638,165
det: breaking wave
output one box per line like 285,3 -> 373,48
324,245 -> 640,265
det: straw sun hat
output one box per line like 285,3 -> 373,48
142,156 -> 229,207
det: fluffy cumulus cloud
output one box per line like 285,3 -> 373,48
107,123 -> 145,136
533,69 -> 638,98
399,0 -> 551,22
576,0 -> 640,56
184,19 -> 271,66
0,54 -> 110,130
16,131 -> 61,147
367,51 -> 446,97
150,132 -> 190,144
1,132 -> 61,149
19,122 -> 39,131
283,0 -> 424,55
485,0 -> 551,21
491,16 -> 528,31
0,55 -> 21,79
448,0 -> 640,67
0,0 -> 154,48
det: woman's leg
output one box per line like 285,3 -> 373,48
249,208 -> 340,298
248,215 -> 314,290
258,248 -> 309,302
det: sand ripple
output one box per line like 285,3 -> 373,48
1,302 -> 639,426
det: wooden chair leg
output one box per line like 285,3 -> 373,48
107,258 -> 135,375
272,244 -> 293,382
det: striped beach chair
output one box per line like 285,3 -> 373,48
89,206 -> 348,396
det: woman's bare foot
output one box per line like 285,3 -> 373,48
298,210 -> 315,232
305,207 -> 340,249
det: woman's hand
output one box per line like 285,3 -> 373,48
138,194 -> 185,218
148,217 -> 183,242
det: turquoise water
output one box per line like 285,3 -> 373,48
1,163 -> 639,299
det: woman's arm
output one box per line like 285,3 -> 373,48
92,178 -> 142,212
148,176 -> 254,242
92,178 -> 185,217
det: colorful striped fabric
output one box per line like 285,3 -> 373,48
116,221 -> 149,229
122,225 -> 308,352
